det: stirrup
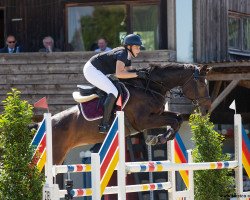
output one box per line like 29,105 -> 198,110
98,124 -> 110,134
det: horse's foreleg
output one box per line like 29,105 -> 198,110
138,111 -> 182,145
136,111 -> 182,132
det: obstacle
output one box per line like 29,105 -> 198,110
42,111 -> 250,200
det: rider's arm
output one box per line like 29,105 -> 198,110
115,60 -> 137,79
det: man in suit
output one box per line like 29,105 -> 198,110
94,38 -> 112,53
0,35 -> 22,53
39,36 -> 61,53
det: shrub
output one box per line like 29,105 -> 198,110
190,111 -> 234,200
0,89 -> 44,200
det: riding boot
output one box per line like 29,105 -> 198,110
99,93 -> 116,133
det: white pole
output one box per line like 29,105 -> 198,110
117,111 -> 126,200
167,139 -> 176,200
45,113 -> 53,187
234,114 -> 243,199
91,153 -> 100,200
187,150 -> 194,200
148,142 -> 154,200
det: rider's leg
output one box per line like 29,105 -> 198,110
99,93 -> 116,133
83,62 -> 118,133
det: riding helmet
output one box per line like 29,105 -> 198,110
123,34 -> 142,46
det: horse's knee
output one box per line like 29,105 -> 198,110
172,113 -> 183,130
170,118 -> 179,132
175,113 -> 183,124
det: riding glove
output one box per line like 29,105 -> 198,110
136,71 -> 147,79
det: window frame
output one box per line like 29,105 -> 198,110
64,0 -> 164,51
228,11 -> 250,56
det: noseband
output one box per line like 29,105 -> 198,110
182,67 -> 210,107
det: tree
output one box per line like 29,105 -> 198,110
0,89 -> 44,200
190,111 -> 234,200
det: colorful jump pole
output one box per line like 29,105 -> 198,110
43,113 -> 61,200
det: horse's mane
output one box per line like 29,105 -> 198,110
123,62 -> 199,91
147,62 -> 197,71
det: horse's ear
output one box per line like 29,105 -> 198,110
199,64 -> 211,75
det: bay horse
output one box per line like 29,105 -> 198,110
51,63 -> 211,165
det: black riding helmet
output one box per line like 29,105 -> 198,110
123,34 -> 142,57
123,34 -> 142,46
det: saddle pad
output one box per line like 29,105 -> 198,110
79,83 -> 130,121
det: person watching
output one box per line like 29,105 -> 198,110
94,38 -> 112,53
0,35 -> 22,53
39,36 -> 61,53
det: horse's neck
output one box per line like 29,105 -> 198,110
166,68 -> 193,89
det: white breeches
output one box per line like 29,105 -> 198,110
83,61 -> 118,98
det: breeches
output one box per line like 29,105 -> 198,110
83,61 -> 118,98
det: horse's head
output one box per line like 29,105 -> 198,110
181,65 -> 211,113
133,63 -> 211,114
144,63 -> 211,114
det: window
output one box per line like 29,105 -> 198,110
243,18 -> 250,51
228,12 -> 250,54
132,5 -> 159,50
66,2 -> 160,51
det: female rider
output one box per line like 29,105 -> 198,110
83,34 -> 147,133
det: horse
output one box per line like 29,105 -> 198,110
51,63 -> 211,165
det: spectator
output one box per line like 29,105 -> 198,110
0,35 -> 22,53
94,38 -> 112,53
39,36 -> 61,53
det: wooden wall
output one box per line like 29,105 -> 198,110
193,0 -> 228,63
228,0 -> 250,13
0,50 -> 177,116
0,0 -> 64,51
193,0 -> 250,63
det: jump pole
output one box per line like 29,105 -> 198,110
91,111 -> 126,200
43,113 -> 60,200
117,111 -> 126,200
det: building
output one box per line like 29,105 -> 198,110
0,0 -> 250,199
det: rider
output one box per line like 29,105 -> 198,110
83,34 -> 147,133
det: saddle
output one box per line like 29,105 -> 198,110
72,77 -> 130,121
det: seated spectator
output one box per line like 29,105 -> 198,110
94,38 -> 112,53
39,36 -> 61,53
0,35 -> 22,53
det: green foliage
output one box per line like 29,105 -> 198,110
0,89 -> 44,200
190,111 -> 234,200
80,5 -> 126,50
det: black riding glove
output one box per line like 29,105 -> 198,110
136,71 -> 147,79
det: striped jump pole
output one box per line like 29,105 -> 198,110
58,182 -> 171,198
91,111 -> 126,200
234,114 -> 250,199
125,160 -> 238,173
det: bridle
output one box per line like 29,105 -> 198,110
144,66 -> 210,107
181,67 -> 210,107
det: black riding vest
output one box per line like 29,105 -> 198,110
90,47 -> 131,75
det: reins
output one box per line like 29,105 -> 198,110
123,65 -> 210,107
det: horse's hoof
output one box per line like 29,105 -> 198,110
165,128 -> 176,141
158,134 -> 167,144
145,135 -> 158,146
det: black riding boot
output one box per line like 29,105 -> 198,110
99,93 -> 116,133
